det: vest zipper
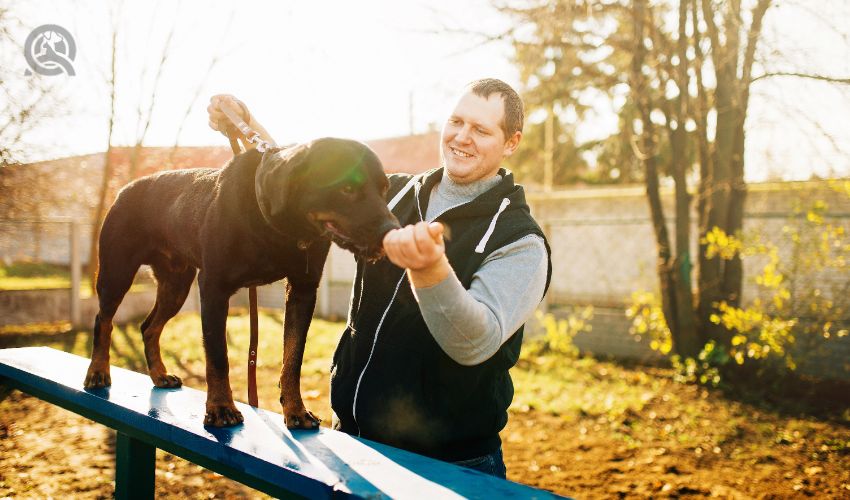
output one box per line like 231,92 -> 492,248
351,177 -> 421,435
351,271 -> 406,435
349,177 -> 509,434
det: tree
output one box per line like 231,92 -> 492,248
0,4 -> 67,166
86,4 -> 233,292
501,0 -> 850,360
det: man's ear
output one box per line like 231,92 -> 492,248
502,131 -> 522,157
255,144 -> 309,225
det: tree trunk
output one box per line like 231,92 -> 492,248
722,0 -> 771,309
698,0 -> 771,348
669,0 -> 700,357
697,0 -> 737,346
89,30 -> 118,295
89,147 -> 114,294
691,0 -> 712,347
632,0 -> 683,353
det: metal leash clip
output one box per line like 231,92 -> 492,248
221,101 -> 273,153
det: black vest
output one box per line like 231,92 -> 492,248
330,167 -> 552,461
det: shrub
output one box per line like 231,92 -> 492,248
628,181 -> 850,384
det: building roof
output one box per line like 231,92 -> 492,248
364,131 -> 440,174
0,133 -> 441,221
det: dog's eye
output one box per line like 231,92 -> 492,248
341,185 -> 356,196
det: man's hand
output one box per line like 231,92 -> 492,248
383,222 -> 451,288
207,94 -> 251,138
207,94 -> 277,148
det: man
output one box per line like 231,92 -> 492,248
208,79 -> 551,478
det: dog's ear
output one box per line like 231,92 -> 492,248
255,144 -> 309,225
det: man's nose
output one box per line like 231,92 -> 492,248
455,125 -> 472,144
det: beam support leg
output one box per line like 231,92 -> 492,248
115,431 -> 156,499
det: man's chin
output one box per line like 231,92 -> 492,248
443,160 -> 472,178
444,166 -> 482,185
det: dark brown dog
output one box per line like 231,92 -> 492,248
84,138 -> 399,428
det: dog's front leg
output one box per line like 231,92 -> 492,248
280,280 -> 321,429
199,281 -> 243,427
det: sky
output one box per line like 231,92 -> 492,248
2,0 -> 849,182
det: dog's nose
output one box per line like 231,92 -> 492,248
376,218 -> 401,238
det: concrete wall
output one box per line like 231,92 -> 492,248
0,288 -> 158,327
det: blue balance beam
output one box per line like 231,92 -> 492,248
0,347 -> 567,499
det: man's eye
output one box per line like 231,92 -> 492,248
341,185 -> 356,195
476,127 -> 489,135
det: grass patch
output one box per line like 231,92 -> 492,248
0,261 -> 87,291
0,261 -> 69,279
0,310 -> 341,412
511,354 -> 657,418
0,261 -> 153,296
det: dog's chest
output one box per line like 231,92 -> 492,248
232,246 -> 311,287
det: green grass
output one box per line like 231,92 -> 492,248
0,261 -> 84,291
0,261 -> 69,279
510,353 -> 659,419
0,310 -> 341,412
0,261 -> 152,296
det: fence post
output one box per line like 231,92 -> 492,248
69,220 -> 83,328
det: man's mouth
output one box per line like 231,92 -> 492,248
450,146 -> 474,159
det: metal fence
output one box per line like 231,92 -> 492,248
0,218 -> 355,325
3,210 -> 847,323
2,181 -> 849,378
539,211 -> 850,310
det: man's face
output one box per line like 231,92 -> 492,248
440,91 -> 521,184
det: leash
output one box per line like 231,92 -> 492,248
220,102 -> 274,153
219,99 -> 268,408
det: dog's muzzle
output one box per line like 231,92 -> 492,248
376,218 -> 402,239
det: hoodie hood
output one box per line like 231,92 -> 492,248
415,167 -> 529,221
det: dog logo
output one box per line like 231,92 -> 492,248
24,24 -> 76,76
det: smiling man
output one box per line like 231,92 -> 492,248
208,78 -> 551,478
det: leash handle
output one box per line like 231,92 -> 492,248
220,100 -> 274,153
221,103 -> 261,408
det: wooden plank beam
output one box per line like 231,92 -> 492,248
0,347 -> 567,500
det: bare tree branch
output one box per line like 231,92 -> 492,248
170,10 -> 237,155
750,71 -> 850,85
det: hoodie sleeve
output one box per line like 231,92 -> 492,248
412,234 -> 548,366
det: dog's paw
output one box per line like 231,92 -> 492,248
284,408 -> 322,430
84,368 -> 111,389
204,404 -> 244,427
151,373 -> 182,388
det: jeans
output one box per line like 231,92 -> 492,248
452,448 -> 507,479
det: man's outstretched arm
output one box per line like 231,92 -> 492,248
383,222 -> 547,366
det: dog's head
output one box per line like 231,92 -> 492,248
255,137 -> 400,260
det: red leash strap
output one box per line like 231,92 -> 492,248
247,286 -> 259,407
220,101 -> 261,408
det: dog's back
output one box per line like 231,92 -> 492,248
100,168 -> 221,265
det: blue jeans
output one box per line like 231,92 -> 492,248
453,448 -> 507,478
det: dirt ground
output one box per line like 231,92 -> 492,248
0,316 -> 848,499
1,374 -> 849,499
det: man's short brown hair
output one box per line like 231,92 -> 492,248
465,78 -> 524,139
